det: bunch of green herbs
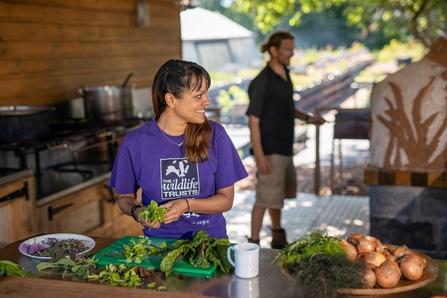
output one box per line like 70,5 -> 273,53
36,256 -> 97,279
0,260 -> 37,278
160,230 -> 232,277
276,230 -> 367,298
139,200 -> 169,222
88,264 -> 144,287
122,236 -> 152,264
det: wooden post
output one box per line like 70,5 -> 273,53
314,109 -> 321,194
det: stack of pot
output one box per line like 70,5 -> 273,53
79,73 -> 135,122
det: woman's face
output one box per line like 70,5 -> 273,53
172,76 -> 210,124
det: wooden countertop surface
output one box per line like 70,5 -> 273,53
1,236 -> 446,298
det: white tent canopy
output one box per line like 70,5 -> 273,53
181,7 -> 253,41
180,7 -> 258,72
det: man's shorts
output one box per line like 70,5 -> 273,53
255,154 -> 297,209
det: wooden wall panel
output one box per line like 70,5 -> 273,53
0,0 -> 182,106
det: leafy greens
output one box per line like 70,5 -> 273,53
160,230 -> 232,277
139,200 -> 169,222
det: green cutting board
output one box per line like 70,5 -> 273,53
92,236 -> 217,277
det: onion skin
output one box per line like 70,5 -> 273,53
347,232 -> 363,246
398,254 -> 426,281
364,235 -> 384,253
363,266 -> 377,289
391,245 -> 413,257
374,260 -> 401,288
349,232 -> 364,239
341,239 -> 358,261
364,252 -> 387,267
356,237 -> 377,254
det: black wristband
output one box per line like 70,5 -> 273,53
131,205 -> 142,222
184,198 -> 190,213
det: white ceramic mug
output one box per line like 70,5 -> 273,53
227,243 -> 259,278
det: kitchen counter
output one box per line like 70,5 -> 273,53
0,237 -> 446,298
0,169 -> 33,186
35,171 -> 111,207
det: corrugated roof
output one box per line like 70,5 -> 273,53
180,7 -> 253,41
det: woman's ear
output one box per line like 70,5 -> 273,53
164,93 -> 175,107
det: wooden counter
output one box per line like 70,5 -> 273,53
1,237 -> 446,298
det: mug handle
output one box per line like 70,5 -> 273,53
227,246 -> 236,267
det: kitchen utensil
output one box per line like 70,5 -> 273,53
79,85 -> 135,122
227,243 -> 259,278
122,73 -> 134,88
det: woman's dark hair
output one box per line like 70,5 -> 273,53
152,59 -> 212,163
260,30 -> 295,54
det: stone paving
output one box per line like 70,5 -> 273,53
224,190 -> 370,248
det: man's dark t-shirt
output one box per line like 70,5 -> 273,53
246,65 -> 295,156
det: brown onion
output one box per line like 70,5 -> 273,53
349,232 -> 364,239
363,266 -> 377,289
398,254 -> 426,281
374,260 -> 401,288
391,245 -> 413,257
340,239 -> 358,261
364,235 -> 384,253
356,237 -> 377,254
364,252 -> 387,267
347,232 -> 363,246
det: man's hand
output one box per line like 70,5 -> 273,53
307,115 -> 326,126
255,154 -> 271,173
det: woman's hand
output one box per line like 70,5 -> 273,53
162,199 -> 189,224
135,206 -> 162,229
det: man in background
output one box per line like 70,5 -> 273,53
246,30 -> 326,249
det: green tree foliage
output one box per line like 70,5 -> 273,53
233,0 -> 446,48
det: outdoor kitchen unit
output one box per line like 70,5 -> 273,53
0,88 -> 152,241
364,37 -> 447,260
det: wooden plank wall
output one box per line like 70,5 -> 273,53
0,0 -> 182,106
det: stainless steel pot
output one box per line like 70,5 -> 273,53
0,106 -> 55,142
79,85 -> 135,122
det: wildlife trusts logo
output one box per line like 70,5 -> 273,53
160,158 -> 200,200
166,159 -> 189,178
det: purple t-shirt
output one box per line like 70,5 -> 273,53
109,119 -> 248,240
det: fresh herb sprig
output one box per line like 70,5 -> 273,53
139,201 -> 169,222
36,256 -> 97,279
276,230 -> 344,267
88,264 -> 144,287
122,236 -> 152,264
0,260 -> 37,278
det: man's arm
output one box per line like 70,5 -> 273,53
248,115 -> 270,173
295,108 -> 326,125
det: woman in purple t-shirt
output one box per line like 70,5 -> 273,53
109,59 -> 248,240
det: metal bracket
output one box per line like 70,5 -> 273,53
0,181 -> 29,203
48,203 -> 73,221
